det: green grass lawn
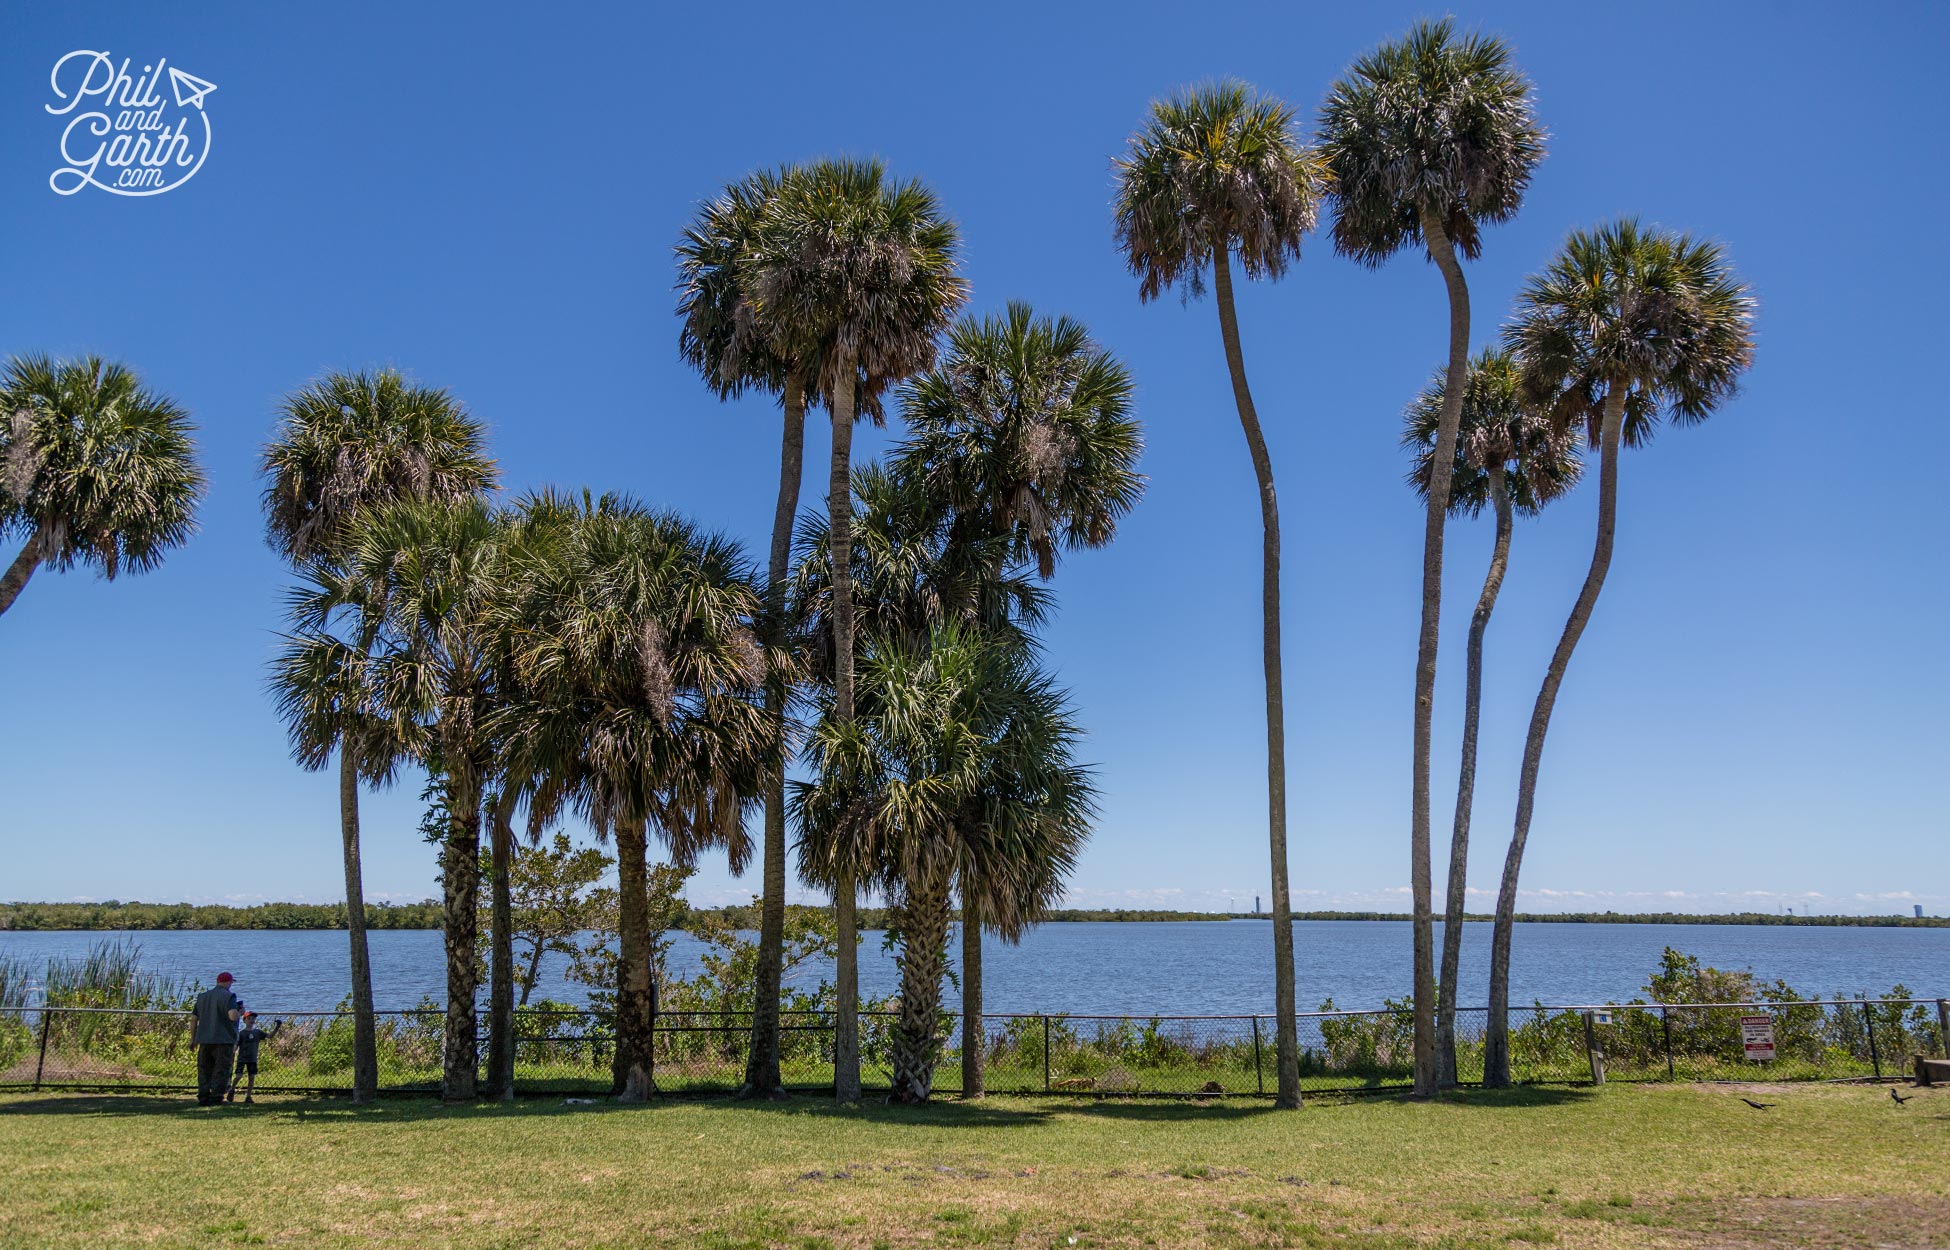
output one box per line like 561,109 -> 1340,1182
3,1082 -> 1945,1249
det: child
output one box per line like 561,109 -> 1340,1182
227,1011 -> 281,1104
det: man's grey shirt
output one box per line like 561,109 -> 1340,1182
192,986 -> 239,1045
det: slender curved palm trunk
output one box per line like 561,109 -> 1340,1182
338,748 -> 380,1103
827,363 -> 862,1104
487,789 -> 517,1102
441,768 -> 482,1102
1210,245 -> 1300,1109
744,373 -> 807,1100
959,885 -> 984,1098
891,866 -> 953,1104
0,524 -> 49,616
1484,384 -> 1626,1087
522,936 -> 544,1007
1437,465 -> 1511,1086
613,818 -> 658,1101
1411,209 -> 1472,1098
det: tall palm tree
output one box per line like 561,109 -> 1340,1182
1319,21 -> 1545,1096
1114,80 -> 1322,1109
677,167 -> 821,1099
1,354 -> 203,618
1402,347 -> 1580,1084
318,497 -> 506,1101
497,492 -> 773,1101
260,369 -> 496,1104
795,624 -> 1094,1104
747,157 -> 967,1101
1483,220 -> 1754,1085
895,303 -> 1144,1097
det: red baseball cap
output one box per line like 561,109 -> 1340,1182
215,972 -> 234,983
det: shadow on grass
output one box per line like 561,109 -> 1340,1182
0,1083 -> 1597,1125
0,1089 -> 1059,1128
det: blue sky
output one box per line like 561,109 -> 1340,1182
1,2 -> 1943,916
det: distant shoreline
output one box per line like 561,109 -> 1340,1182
1,901 -> 1941,931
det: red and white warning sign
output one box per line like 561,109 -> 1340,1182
1741,1014 -> 1776,1062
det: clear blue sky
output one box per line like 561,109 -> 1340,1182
2,2 -> 1943,916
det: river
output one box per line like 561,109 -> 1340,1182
2,920 -> 1943,1015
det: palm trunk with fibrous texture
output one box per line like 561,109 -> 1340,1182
743,371 -> 807,1099
487,788 -> 517,1101
441,765 -> 482,1102
890,864 -> 954,1103
959,884 -> 984,1098
1411,205 -> 1472,1098
613,818 -> 657,1101
1211,244 -> 1300,1109
0,523 -> 49,617
1437,464 -> 1511,1086
1484,383 -> 1627,1087
827,362 -> 862,1104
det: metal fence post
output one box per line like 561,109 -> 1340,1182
1862,1001 -> 1881,1078
1937,999 -> 1949,1058
1042,1015 -> 1051,1092
1252,1017 -> 1265,1095
1583,1010 -> 1605,1086
1660,1006 -> 1674,1080
33,1010 -> 52,1091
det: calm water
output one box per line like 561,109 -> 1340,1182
3,921 -> 1943,1015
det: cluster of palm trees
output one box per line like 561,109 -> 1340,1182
675,160 -> 1144,1101
1115,22 -> 1752,1101
0,17 -> 1756,1111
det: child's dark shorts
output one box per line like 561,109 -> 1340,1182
234,1059 -> 259,1076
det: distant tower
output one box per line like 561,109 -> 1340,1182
1917,905 -> 1926,919
1255,895 -> 1262,916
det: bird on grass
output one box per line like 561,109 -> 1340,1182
1740,1098 -> 1775,1111
1890,1088 -> 1913,1106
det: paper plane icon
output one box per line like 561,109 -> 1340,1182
168,67 -> 217,111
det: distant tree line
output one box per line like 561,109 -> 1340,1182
4,900 -> 1939,931
0,901 -> 445,931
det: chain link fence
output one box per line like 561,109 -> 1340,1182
3,998 -> 1942,1097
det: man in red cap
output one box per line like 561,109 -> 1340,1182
190,972 -> 242,1106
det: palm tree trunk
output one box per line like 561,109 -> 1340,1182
441,768 -> 482,1102
1411,206 -> 1472,1098
744,371 -> 807,1100
828,362 -> 862,1104
1210,244 -> 1299,1110
613,817 -> 657,1102
1484,384 -> 1627,1087
338,745 -> 380,1104
959,884 -> 984,1099
0,523 -> 49,617
1437,464 -> 1511,1087
487,787 -> 516,1102
521,936 -> 544,1007
891,866 -> 953,1104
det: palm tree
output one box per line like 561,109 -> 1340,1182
0,354 -> 203,618
1113,80 -> 1322,1109
747,158 -> 967,1101
260,369 -> 496,1104
1402,347 -> 1580,1084
677,167 -> 819,1098
794,624 -> 1094,1104
324,497 -> 506,1101
497,492 -> 773,1100
895,303 -> 1144,1097
1483,220 -> 1754,1085
1318,20 -> 1545,1096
